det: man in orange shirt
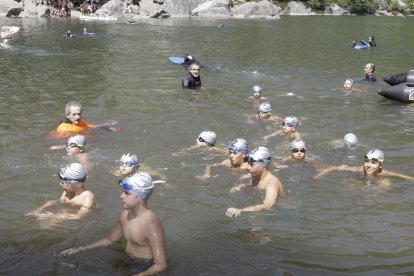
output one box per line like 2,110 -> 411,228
56,101 -> 97,135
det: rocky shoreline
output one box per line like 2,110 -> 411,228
0,0 -> 409,19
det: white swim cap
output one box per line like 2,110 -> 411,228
247,146 -> 271,167
120,172 -> 154,202
251,85 -> 263,95
198,131 -> 217,146
283,116 -> 299,128
3,39 -> 8,43
258,102 -> 272,113
67,135 -> 86,148
343,133 -> 358,148
119,153 -> 140,167
365,149 -> 384,163
228,138 -> 248,154
59,163 -> 87,184
344,79 -> 353,85
290,139 -> 306,150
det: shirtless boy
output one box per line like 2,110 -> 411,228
61,172 -> 167,275
226,147 -> 284,217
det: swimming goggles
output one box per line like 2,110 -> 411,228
258,111 -> 270,115
116,161 -> 139,167
282,122 -> 296,127
198,137 -> 213,146
228,144 -> 248,154
292,148 -> 306,153
245,156 -> 271,165
58,173 -> 86,184
119,180 -> 134,191
66,143 -> 81,148
364,156 -> 380,164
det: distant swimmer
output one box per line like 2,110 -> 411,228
1,26 -> 20,38
25,163 -> 96,222
249,85 -> 266,100
56,101 -> 97,135
61,172 -> 167,275
352,40 -> 357,48
198,138 -> 250,180
173,130 -> 227,156
314,149 -> 414,187
368,35 -> 376,47
247,102 -> 282,123
328,133 -> 359,149
0,39 -> 10,49
274,139 -> 320,169
343,78 -> 353,92
226,146 -> 284,217
65,30 -> 74,38
363,63 -> 376,83
263,116 -> 301,142
217,24 -> 224,28
182,62 -> 201,89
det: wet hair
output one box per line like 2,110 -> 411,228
65,101 -> 83,115
366,63 -> 375,73
189,62 -> 201,70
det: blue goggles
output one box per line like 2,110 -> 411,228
116,161 -> 139,168
119,180 -> 134,191
228,144 -> 248,154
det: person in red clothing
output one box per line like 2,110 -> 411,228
56,101 -> 97,135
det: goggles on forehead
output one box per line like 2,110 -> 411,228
245,156 -> 270,165
198,136 -> 214,146
117,161 -> 139,167
228,144 -> 247,154
119,180 -> 134,191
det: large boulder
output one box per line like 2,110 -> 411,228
139,0 -> 164,17
161,0 -> 205,17
284,1 -> 315,15
0,0 -> 22,17
324,4 -> 349,15
95,0 -> 125,16
232,1 -> 282,19
191,0 -> 230,16
19,0 -> 49,17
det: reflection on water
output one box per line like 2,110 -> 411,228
1,16 -> 414,274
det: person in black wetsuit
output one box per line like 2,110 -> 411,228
368,36 -> 376,47
363,63 -> 376,83
182,62 -> 201,89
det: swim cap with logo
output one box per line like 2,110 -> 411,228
365,149 -> 384,163
67,135 -> 86,148
290,139 -> 306,150
247,146 -> 271,167
59,163 -> 87,184
120,153 -> 140,168
228,138 -> 248,154
251,85 -> 263,95
197,131 -> 217,146
283,116 -> 299,128
343,133 -> 358,148
119,172 -> 154,202
258,102 -> 272,113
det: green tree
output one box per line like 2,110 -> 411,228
348,0 -> 378,14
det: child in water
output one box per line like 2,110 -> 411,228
263,116 -> 301,142
25,163 -> 96,223
172,130 -> 227,156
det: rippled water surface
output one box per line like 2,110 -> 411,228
1,15 -> 414,275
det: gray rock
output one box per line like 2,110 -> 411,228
195,7 -> 231,17
6,8 -> 22,17
139,0 -> 164,18
232,1 -> 282,19
324,4 -> 349,15
95,0 -> 125,16
0,0 -> 22,17
19,0 -> 49,18
191,0 -> 230,16
284,1 -> 315,16
162,0 -> 205,17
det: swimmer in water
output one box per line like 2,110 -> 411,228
263,116 -> 301,142
25,163 -> 96,222
226,147 -> 283,217
249,85 -> 266,100
50,135 -> 91,171
61,172 -> 167,275
65,30 -> 73,38
314,149 -> 414,186
82,27 -> 87,34
173,130 -> 227,156
363,63 -> 376,83
197,138 -> 250,180
328,133 -> 359,149
182,62 -> 201,89
352,40 -> 357,48
0,39 -> 10,49
247,102 -> 282,123
274,139 -> 319,169
343,78 -> 353,92
56,101 -> 97,135
368,35 -> 376,47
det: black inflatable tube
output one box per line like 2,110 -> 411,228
383,70 -> 414,86
378,82 -> 414,102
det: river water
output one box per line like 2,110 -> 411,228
1,15 -> 414,275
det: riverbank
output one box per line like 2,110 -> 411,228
0,0 -> 410,19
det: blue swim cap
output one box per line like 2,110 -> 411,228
228,138 -> 248,154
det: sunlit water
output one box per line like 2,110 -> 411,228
1,15 -> 414,275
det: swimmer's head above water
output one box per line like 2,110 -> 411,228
119,171 -> 154,202
251,85 -> 263,99
282,116 -> 299,132
228,138 -> 248,154
246,146 -> 271,168
364,149 -> 384,175
118,153 -> 140,176
290,139 -> 306,160
59,163 -> 87,185
343,79 -> 353,91
66,135 -> 86,154
257,102 -> 272,119
197,131 -> 217,146
343,133 -> 358,148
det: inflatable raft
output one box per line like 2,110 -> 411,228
378,70 -> 414,102
354,40 -> 368,50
